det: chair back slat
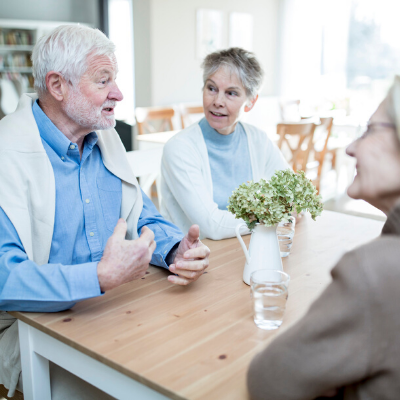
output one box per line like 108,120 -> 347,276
180,104 -> 204,128
135,106 -> 175,135
277,122 -> 317,173
313,116 -> 334,191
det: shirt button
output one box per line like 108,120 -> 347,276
69,144 -> 75,150
61,156 -> 65,161
85,199 -> 90,204
89,232 -> 94,237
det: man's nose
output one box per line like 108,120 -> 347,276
109,83 -> 123,102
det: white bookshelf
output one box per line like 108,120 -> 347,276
0,19 -> 90,88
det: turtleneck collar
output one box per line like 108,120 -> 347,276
199,118 -> 242,147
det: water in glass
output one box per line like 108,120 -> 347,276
252,283 -> 288,330
277,217 -> 295,257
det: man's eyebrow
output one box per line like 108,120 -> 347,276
95,69 -> 112,75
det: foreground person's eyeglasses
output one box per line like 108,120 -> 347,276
359,122 -> 396,140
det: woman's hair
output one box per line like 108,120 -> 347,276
32,24 -> 115,96
385,75 -> 400,140
201,47 -> 264,99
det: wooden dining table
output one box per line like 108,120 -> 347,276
11,210 -> 384,400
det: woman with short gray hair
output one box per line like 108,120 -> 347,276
161,47 -> 288,240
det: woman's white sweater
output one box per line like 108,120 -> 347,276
160,122 -> 289,240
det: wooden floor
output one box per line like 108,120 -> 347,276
0,384 -> 23,400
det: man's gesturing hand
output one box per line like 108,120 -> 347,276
168,225 -> 210,285
97,219 -> 156,291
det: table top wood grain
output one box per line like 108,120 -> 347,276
11,211 -> 384,400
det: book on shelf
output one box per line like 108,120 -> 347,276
0,29 -> 33,46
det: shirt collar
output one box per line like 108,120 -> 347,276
32,100 -> 98,158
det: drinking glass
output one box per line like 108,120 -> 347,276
277,216 -> 295,257
250,269 -> 290,330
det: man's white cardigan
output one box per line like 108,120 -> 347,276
0,94 -> 143,396
160,122 -> 289,240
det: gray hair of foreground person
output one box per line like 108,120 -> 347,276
31,24 -> 115,96
201,47 -> 264,100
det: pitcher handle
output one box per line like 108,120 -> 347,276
235,223 -> 251,265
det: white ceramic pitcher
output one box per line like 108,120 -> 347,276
235,223 -> 283,285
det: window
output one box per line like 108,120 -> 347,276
108,0 -> 135,123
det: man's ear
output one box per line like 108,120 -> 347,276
45,71 -> 67,101
244,94 -> 259,113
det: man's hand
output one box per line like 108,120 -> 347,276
168,225 -> 210,285
97,219 -> 156,291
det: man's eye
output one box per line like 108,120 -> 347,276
100,79 -> 107,85
228,91 -> 237,96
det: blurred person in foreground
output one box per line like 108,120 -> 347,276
160,47 -> 289,240
247,76 -> 400,399
0,25 -> 209,399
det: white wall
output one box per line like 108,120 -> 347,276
144,0 -> 279,106
132,0 -> 152,107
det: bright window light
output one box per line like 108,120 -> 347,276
108,0 -> 135,123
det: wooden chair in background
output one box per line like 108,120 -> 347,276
277,122 -> 317,173
134,106 -> 175,199
180,104 -> 204,129
135,106 -> 176,135
312,117 -> 334,191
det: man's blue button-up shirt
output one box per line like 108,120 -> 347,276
0,100 -> 183,312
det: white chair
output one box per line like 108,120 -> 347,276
125,148 -> 163,205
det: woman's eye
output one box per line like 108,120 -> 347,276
208,86 -> 216,92
228,91 -> 237,96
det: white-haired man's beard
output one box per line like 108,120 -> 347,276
64,86 -> 116,131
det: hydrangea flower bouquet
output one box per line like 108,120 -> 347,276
227,169 -> 323,230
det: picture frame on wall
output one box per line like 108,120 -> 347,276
196,9 -> 223,59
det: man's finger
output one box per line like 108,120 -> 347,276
174,259 -> 208,272
167,274 -> 191,286
184,244 -> 210,259
112,218 -> 128,240
186,224 -> 200,244
139,226 -> 155,243
149,240 -> 156,254
171,267 -> 203,280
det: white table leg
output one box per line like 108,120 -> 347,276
18,320 -> 51,400
17,320 -> 170,400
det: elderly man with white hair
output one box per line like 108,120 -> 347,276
0,25 -> 209,399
